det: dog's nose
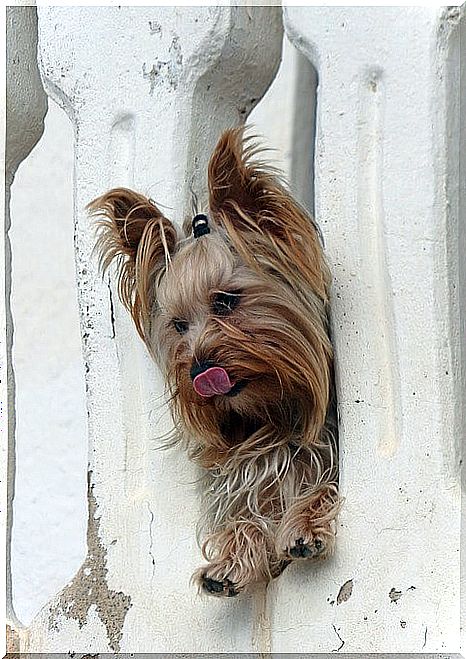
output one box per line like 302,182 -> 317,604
190,361 -> 216,381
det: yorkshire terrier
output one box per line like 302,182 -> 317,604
89,127 -> 339,597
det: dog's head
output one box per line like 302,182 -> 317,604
89,128 -> 332,467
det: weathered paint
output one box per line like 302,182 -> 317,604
48,472 -> 131,652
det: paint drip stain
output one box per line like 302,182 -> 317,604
336,579 -> 353,604
389,587 -> 403,603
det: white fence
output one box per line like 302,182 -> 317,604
4,5 -> 465,655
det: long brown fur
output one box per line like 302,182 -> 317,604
88,188 -> 177,346
89,127 -> 339,597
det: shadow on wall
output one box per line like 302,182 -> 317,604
250,38 -> 317,216
290,50 -> 317,216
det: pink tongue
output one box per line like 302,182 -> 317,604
193,367 -> 233,397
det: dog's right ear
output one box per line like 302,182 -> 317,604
208,128 -> 329,302
87,187 -> 177,343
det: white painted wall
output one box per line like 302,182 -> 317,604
275,6 -> 463,653
6,5 -> 464,655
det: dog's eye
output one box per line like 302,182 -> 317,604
212,291 -> 241,316
173,319 -> 189,334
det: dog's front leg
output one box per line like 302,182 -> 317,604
193,455 -> 288,597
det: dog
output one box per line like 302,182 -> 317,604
88,127 -> 339,597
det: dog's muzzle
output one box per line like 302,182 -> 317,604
190,363 -> 233,397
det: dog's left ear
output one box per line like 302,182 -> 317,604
88,188 -> 177,343
208,127 -> 329,301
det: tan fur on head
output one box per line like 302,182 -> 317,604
89,127 -> 339,597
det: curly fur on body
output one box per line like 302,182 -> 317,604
88,127 -> 339,597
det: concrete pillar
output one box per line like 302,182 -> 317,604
5,6 -> 48,648
267,6 -> 464,653
21,7 -> 283,653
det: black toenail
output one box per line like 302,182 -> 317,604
202,577 -> 225,594
290,542 -> 313,558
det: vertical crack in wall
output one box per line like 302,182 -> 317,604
107,281 -> 116,339
332,623 -> 345,652
49,471 -> 131,652
146,501 -> 156,580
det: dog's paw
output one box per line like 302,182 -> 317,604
192,567 -> 240,598
276,486 -> 338,563
201,574 -> 239,598
276,523 -> 334,562
288,536 -> 326,559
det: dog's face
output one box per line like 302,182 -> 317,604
89,129 -> 332,467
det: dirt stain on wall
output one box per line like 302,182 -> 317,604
48,471 -> 131,652
336,579 -> 353,605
